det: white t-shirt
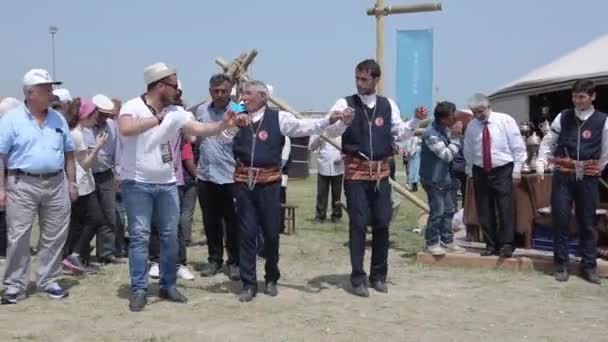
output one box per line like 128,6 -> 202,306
71,126 -> 96,196
118,96 -> 176,184
143,105 -> 194,151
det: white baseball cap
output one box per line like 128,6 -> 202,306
92,94 -> 115,113
143,62 -> 176,85
53,88 -> 72,103
23,68 -> 62,87
0,97 -> 21,116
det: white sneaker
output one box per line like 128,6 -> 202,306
149,262 -> 160,279
442,242 -> 466,253
426,244 -> 446,256
177,265 -> 195,281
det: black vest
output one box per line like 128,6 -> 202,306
233,108 -> 285,168
554,109 -> 607,161
341,95 -> 393,160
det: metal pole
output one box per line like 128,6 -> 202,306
51,34 -> 56,78
49,26 -> 59,79
375,0 -> 385,95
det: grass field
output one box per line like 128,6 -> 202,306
1,175 -> 608,342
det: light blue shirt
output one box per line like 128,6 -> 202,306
195,101 -> 236,184
0,104 -> 74,173
82,119 -> 117,173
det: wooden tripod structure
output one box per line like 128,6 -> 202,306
215,51 -> 430,212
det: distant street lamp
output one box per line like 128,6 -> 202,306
49,25 -> 59,79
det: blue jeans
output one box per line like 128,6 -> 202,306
122,180 -> 179,293
422,182 -> 457,246
407,152 -> 421,185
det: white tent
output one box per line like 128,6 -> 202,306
489,34 -> 608,122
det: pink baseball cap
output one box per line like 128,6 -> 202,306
78,99 -> 97,120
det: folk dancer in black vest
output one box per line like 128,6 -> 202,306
220,80 -> 347,302
537,79 -> 608,284
325,59 -> 428,297
463,93 -> 527,259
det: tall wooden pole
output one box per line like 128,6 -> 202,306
367,2 -> 442,95
375,0 -> 386,94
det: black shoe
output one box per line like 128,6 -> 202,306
227,264 -> 240,281
371,281 -> 388,293
1,292 -> 26,305
480,248 -> 498,257
84,264 -> 101,274
239,287 -> 257,303
200,262 -> 222,277
351,284 -> 369,297
581,268 -> 601,285
264,282 -> 278,297
159,288 -> 188,303
554,266 -> 569,282
411,183 -> 418,192
499,245 -> 514,258
129,292 -> 147,312
99,256 -> 117,265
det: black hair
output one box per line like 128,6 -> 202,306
434,101 -> 456,121
209,74 -> 234,87
355,59 -> 381,78
572,79 -> 596,95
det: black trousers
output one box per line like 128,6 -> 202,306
472,163 -> 515,251
92,170 -> 116,259
551,171 -> 598,269
0,211 -> 6,257
149,186 -> 187,265
315,174 -> 343,220
235,181 -> 281,289
344,178 -> 392,287
64,193 -> 104,261
452,171 -> 467,209
198,181 -> 239,265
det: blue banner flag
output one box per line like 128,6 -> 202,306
396,29 -> 434,119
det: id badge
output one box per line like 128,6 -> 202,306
160,142 -> 173,163
575,161 -> 584,181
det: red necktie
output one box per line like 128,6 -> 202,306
482,122 -> 492,172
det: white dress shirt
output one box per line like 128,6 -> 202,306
309,135 -> 344,176
463,111 -> 527,177
220,106 -> 331,142
324,93 -> 419,140
281,136 -> 291,186
537,107 -> 608,170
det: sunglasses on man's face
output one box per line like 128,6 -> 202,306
161,81 -> 179,90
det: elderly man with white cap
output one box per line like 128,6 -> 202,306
0,69 -> 77,304
118,62 -> 237,312
81,94 -> 123,262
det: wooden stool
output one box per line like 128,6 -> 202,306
282,204 -> 298,235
